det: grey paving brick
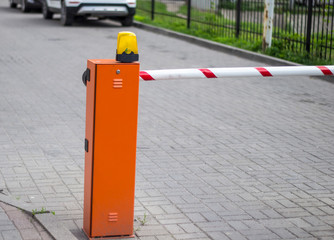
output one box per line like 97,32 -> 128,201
243,219 -> 268,229
319,206 -> 334,215
246,233 -> 280,240
197,221 -> 234,232
306,206 -> 327,216
228,221 -> 249,231
303,215 -> 328,226
276,207 -> 312,218
0,224 -> 18,232
164,225 -> 185,235
244,210 -> 268,220
270,228 -> 296,239
221,215 -> 254,222
161,205 -> 181,214
321,215 -> 334,225
224,231 -> 248,240
1,2 -> 334,239
288,217 -> 313,228
11,219 -> 35,230
35,213 -> 77,240
287,227 -> 312,238
206,231 -> 230,240
20,228 -> 42,240
136,225 -> 169,237
259,218 -> 295,229
178,223 -> 201,233
260,209 -> 282,219
156,214 -> 192,225
310,230 -> 334,238
156,236 -> 175,240
173,232 -> 209,239
139,237 -> 157,240
305,225 -> 334,232
1,230 -> 22,240
200,211 -> 222,222
185,213 -> 206,223
321,198 -> 334,206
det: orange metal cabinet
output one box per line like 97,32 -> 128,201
83,59 -> 140,239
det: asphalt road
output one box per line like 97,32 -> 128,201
1,1 -> 334,239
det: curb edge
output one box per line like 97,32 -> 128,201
0,193 -> 76,240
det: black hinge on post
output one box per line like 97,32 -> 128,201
82,68 -> 90,86
305,0 -> 313,53
85,139 -> 89,152
187,0 -> 191,29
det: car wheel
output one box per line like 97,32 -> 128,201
120,16 -> 133,27
42,0 -> 53,19
21,0 -> 30,12
60,1 -> 73,26
9,0 -> 17,8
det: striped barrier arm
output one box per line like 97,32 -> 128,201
140,66 -> 334,81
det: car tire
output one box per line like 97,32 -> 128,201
9,0 -> 17,8
120,16 -> 133,27
60,1 -> 73,26
21,0 -> 30,12
42,0 -> 53,19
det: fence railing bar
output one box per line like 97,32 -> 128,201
306,0 -> 312,53
151,0 -> 155,20
187,0 -> 191,28
236,0 -> 241,38
138,0 -> 333,62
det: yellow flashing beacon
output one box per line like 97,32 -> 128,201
116,32 -> 139,63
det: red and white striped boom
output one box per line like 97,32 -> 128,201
140,65 -> 334,81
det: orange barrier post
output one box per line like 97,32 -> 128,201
82,32 -> 139,239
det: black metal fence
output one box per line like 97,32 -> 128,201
137,0 -> 334,63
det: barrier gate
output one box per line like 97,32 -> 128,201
82,32 -> 139,239
82,31 -> 333,239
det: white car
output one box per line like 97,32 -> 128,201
9,0 -> 41,12
41,0 -> 136,26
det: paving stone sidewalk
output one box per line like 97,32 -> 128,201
0,202 -> 53,240
0,203 -> 23,240
1,1 -> 334,239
